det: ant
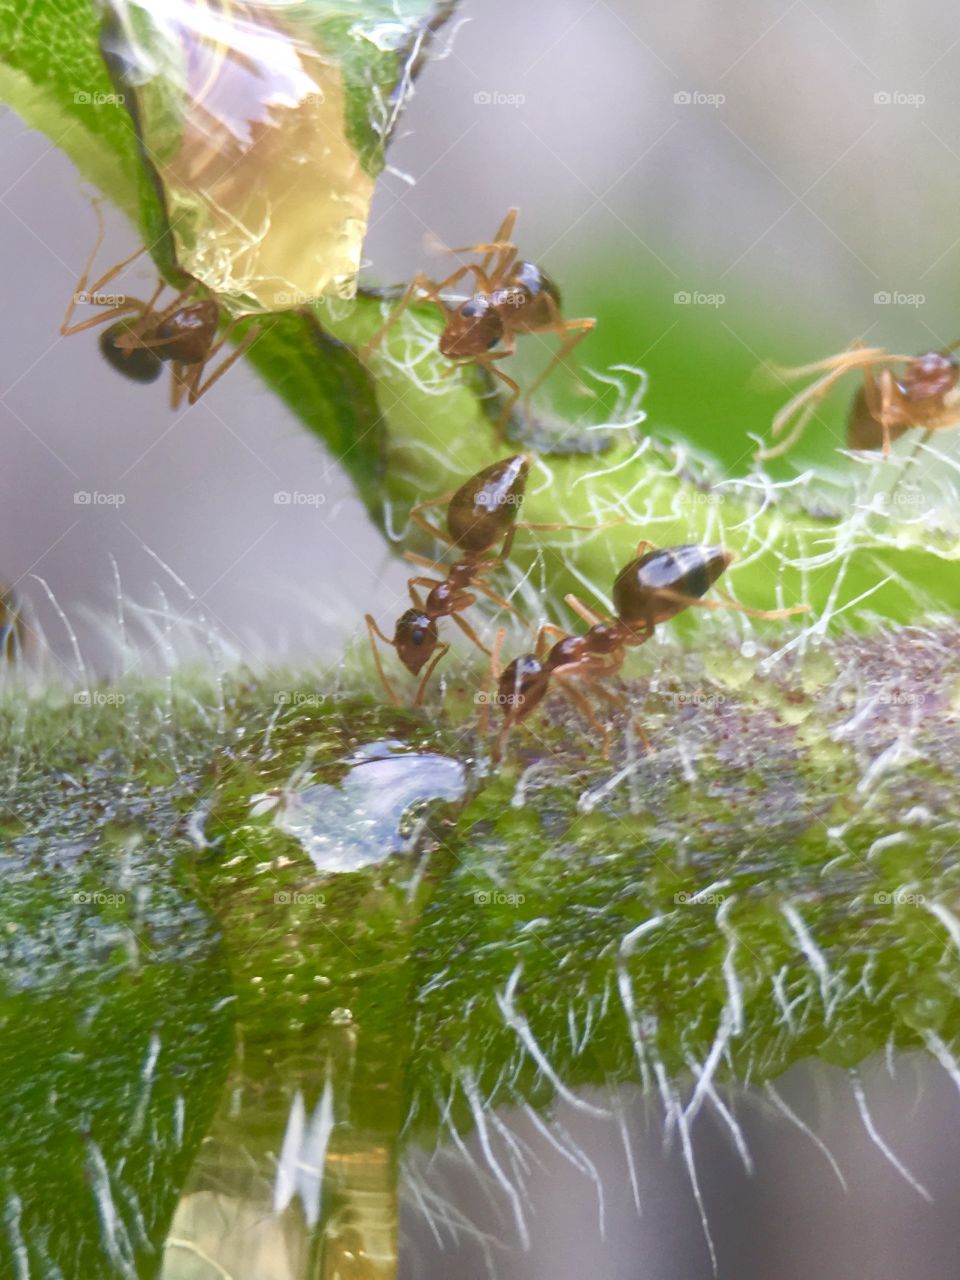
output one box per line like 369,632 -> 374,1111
60,207 -> 259,408
757,339 -> 960,460
365,455 -> 608,705
489,542 -> 809,759
360,208 -> 596,432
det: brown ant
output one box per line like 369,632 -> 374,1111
757,339 -> 960,460
360,208 -> 596,432
60,207 -> 259,408
489,542 -> 809,759
365,455 -> 609,705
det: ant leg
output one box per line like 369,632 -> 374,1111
523,318 -> 596,406
61,209 -> 151,334
659,587 -> 809,620
757,343 -> 909,461
170,363 -> 189,411
476,351 -> 521,434
564,593 -> 606,627
466,579 -> 527,624
408,510 -> 455,548
360,266 -> 487,360
481,626 -> 508,738
535,623 -> 567,657
553,673 -> 612,759
188,323 -> 261,404
450,610 -> 491,656
364,614 -> 403,707
449,208 -> 519,279
413,641 -> 450,706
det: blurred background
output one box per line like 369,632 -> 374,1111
3,0 -> 960,1274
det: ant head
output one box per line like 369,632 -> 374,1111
154,299 -> 220,365
394,609 -> 440,675
439,296 -> 504,359
497,653 -> 549,721
898,351 -> 960,403
447,454 -> 530,554
613,545 -> 732,626
99,321 -> 163,383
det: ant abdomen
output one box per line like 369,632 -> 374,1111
99,322 -> 163,383
612,545 -> 733,628
498,653 -> 549,720
446,455 -> 529,554
847,387 -> 910,451
503,261 -> 562,330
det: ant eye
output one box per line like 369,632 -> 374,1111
412,629 -> 425,645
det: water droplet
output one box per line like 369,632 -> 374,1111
273,741 -> 468,873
